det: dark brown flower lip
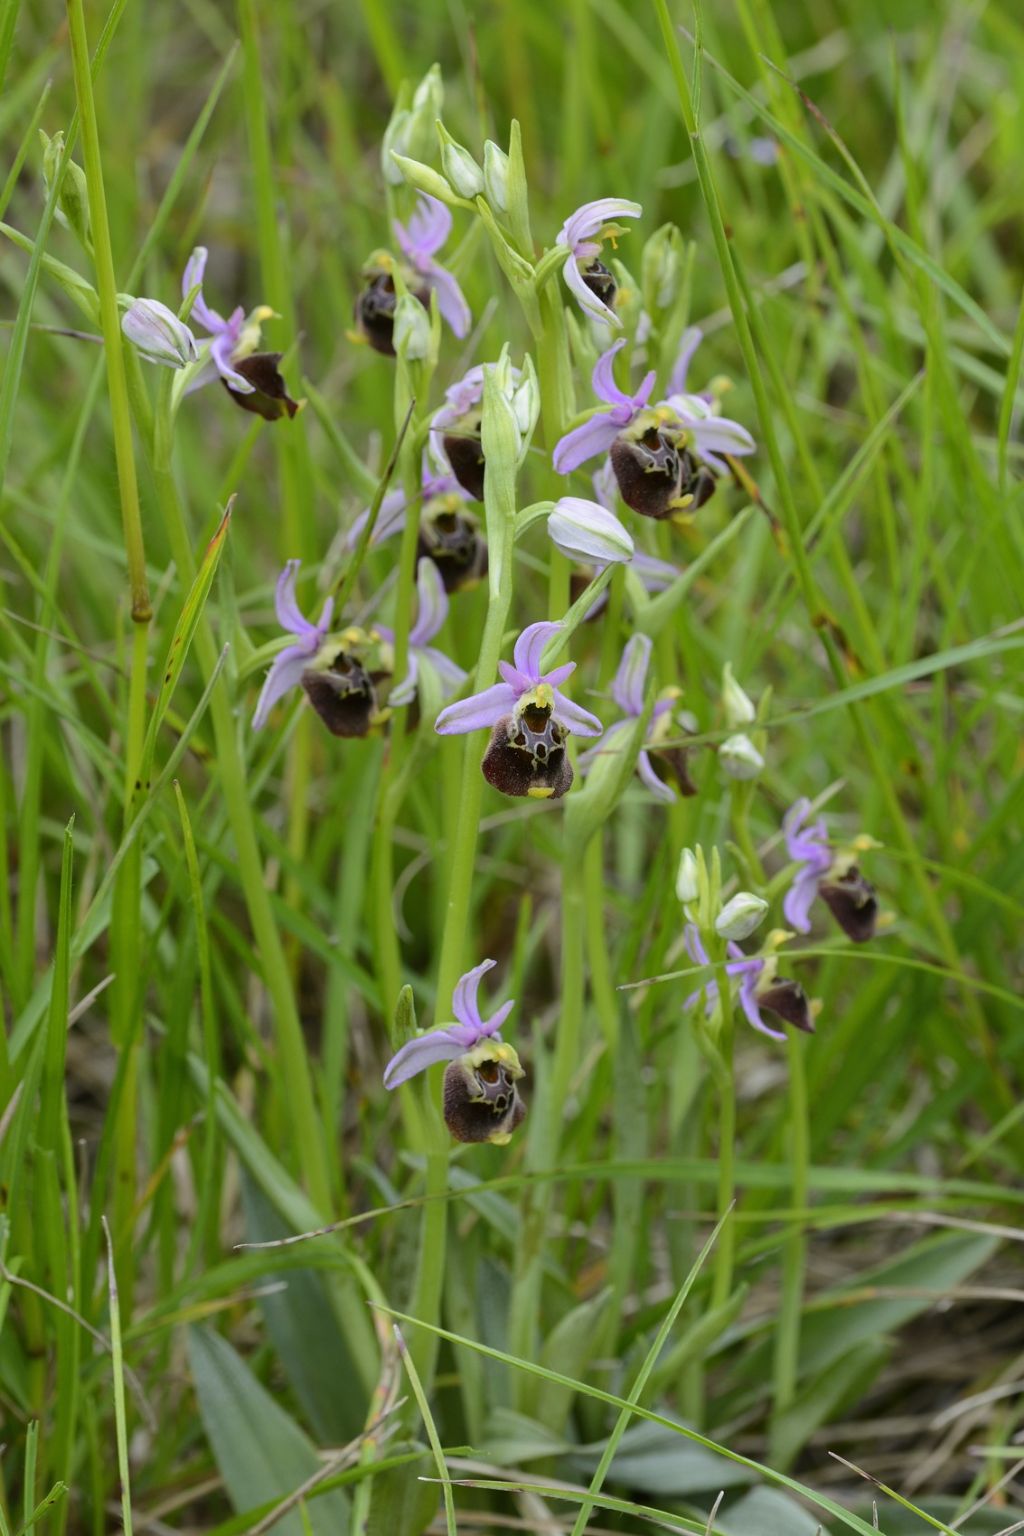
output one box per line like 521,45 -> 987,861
819,866 -> 878,943
222,352 -> 301,420
442,1045 -> 527,1145
481,711 -> 573,800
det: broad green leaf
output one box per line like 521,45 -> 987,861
187,1327 -> 350,1536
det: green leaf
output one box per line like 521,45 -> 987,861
187,1327 -> 350,1536
241,1177 -> 368,1443
716,1486 -> 830,1536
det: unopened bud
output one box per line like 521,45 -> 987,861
389,153 -> 458,206
437,122 -> 484,199
722,662 -> 756,728
676,848 -> 699,904
121,298 -> 199,369
483,140 -> 510,212
641,222 -> 684,313
715,892 -> 768,941
41,129 -> 90,250
548,498 -> 633,565
393,293 -> 433,362
719,733 -> 764,780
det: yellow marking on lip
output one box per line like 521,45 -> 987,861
527,785 -> 555,799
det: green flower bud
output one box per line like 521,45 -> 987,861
393,291 -> 433,363
641,222 -> 685,315
389,153 -> 459,206
676,848 -> 700,904
40,129 -> 91,250
437,122 -> 484,199
722,661 -> 756,728
483,140 -> 510,212
719,733 -> 764,780
715,892 -> 768,941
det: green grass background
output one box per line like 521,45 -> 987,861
1,0 -> 1022,1532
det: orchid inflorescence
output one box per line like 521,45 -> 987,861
108,70 -> 882,1145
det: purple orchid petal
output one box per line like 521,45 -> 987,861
592,339 -> 634,407
274,559 -> 330,638
210,323 -> 254,393
633,551 -> 678,592
556,198 -> 642,250
542,661 -> 576,688
182,246 -> 226,335
424,260 -> 472,338
592,457 -> 618,510
738,970 -> 786,1040
435,682 -> 518,735
513,621 -> 564,683
383,1027 -> 468,1089
562,253 -> 620,327
481,998 -> 515,1037
452,957 -> 496,1032
388,653 -> 420,708
636,748 -> 675,803
684,923 -> 709,966
667,395 -> 756,456
252,644 -> 313,730
783,869 -> 820,934
345,489 -> 409,552
668,327 -> 704,396
497,659 -> 530,692
409,558 -> 449,647
611,633 -> 651,717
550,689 -> 603,737
553,412 -> 625,474
394,194 -> 452,261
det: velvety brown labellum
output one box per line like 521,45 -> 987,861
581,257 -> 617,308
442,409 -> 486,500
354,272 -> 399,356
418,506 -> 488,592
301,654 -> 381,738
610,427 -> 685,519
758,977 -> 814,1033
354,273 -> 431,357
223,353 -> 300,420
443,1057 -> 526,1143
819,866 -> 878,943
482,706 -> 573,799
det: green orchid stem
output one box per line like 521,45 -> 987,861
67,0 -> 150,1312
508,840 -> 587,1393
710,1044 -> 737,1310
407,491 -> 517,1396
370,403 -> 423,1007
771,1032 -> 809,1448
149,397 -> 333,1217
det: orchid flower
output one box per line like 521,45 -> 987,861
553,339 -> 656,474
252,561 -> 335,729
380,559 -> 467,707
383,959 -> 526,1144
393,194 -> 471,338
781,798 -> 833,933
683,924 -> 813,1039
555,198 -> 641,326
659,326 -> 756,474
436,621 -> 602,800
577,634 -> 691,803
182,246 -> 268,395
343,457 -> 469,552
435,621 -> 602,741
782,799 -> 878,942
182,246 -> 298,417
383,959 -> 514,1087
